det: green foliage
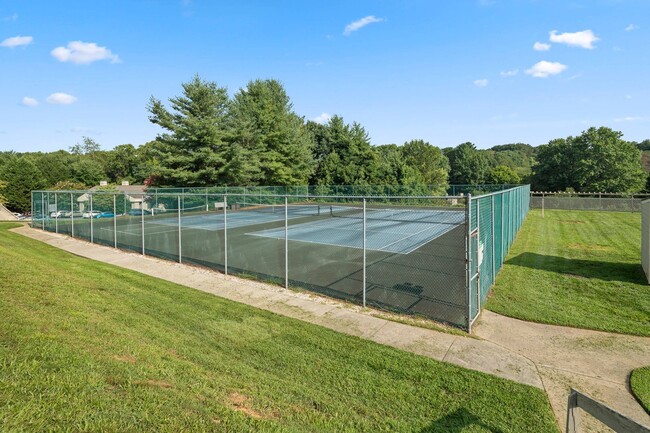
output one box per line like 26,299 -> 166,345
533,127 -> 646,192
400,139 -> 449,185
71,158 -> 106,187
70,136 -> 102,155
0,157 -> 47,212
50,180 -> 88,191
447,142 -> 488,185
633,139 -> 650,151
374,144 -> 424,185
147,75 -> 231,186
230,79 -> 313,185
488,165 -> 521,184
26,150 -> 75,188
308,115 -> 382,185
0,181 -> 6,204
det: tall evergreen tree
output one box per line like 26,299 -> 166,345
0,157 -> 46,212
147,75 -> 231,186
230,79 -> 313,185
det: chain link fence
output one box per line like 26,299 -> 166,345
31,185 -> 529,331
531,192 -> 650,212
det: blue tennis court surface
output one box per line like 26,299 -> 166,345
248,208 -> 465,254
151,204 -> 321,231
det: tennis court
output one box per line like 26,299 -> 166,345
249,206 -> 465,254
32,186 -> 531,331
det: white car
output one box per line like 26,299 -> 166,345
50,211 -> 63,218
82,211 -> 101,218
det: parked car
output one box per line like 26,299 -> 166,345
50,211 -> 63,218
127,209 -> 151,216
94,211 -> 115,219
82,211 -> 102,218
63,211 -> 83,218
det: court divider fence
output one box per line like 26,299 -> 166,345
31,184 -> 530,332
530,191 -> 650,213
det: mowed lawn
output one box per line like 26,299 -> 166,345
631,366 -> 650,414
487,209 -> 650,336
0,223 -> 558,433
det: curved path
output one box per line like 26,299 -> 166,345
13,225 -> 650,431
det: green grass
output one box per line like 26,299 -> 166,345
486,210 -> 650,336
0,222 -> 559,432
631,366 -> 650,414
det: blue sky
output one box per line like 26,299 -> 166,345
1,0 -> 648,152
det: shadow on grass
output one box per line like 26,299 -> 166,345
420,408 -> 505,433
505,252 -> 646,284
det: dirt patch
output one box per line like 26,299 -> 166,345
227,392 -> 265,419
134,379 -> 173,389
113,354 -> 136,363
568,243 -> 612,252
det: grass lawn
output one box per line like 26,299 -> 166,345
0,223 -> 558,432
631,366 -> 650,414
486,209 -> 650,336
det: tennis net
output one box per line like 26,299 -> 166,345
233,203 -> 321,217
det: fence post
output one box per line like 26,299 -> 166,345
362,197 -> 367,308
476,198 -> 481,311
70,193 -> 74,237
285,195 -> 289,289
141,197 -> 145,255
178,195 -> 182,263
566,390 -> 580,433
54,192 -> 58,234
41,192 -> 45,230
466,194 -> 472,332
491,195 -> 495,286
90,193 -> 94,243
224,194 -> 228,275
113,194 -> 117,248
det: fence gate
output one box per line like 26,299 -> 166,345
468,228 -> 480,330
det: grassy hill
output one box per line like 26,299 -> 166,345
0,223 -> 558,432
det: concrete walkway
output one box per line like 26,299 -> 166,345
13,225 -> 650,431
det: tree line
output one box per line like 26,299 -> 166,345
1,75 -> 648,212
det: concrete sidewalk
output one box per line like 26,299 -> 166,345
13,225 -> 650,431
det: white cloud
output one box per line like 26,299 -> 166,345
525,61 -> 567,78
3,13 -> 18,21
533,42 -> 551,51
626,95 -> 632,100
500,69 -> 518,77
473,79 -> 488,87
46,93 -> 77,105
51,41 -> 120,64
311,113 -> 331,124
625,24 -> 639,32
549,30 -> 599,49
0,35 -> 33,48
22,97 -> 38,107
343,16 -> 383,36
615,116 -> 644,122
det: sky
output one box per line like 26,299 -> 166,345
0,0 -> 648,153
